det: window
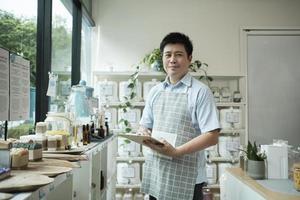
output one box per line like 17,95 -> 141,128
50,0 -> 73,112
80,18 -> 92,85
0,0 -> 37,138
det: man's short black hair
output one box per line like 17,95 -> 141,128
160,32 -> 193,56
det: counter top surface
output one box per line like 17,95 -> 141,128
227,168 -> 300,200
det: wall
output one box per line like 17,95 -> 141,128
91,0 -> 300,74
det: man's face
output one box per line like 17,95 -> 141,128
162,43 -> 192,83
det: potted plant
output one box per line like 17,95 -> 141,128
240,141 -> 267,179
142,48 -> 164,72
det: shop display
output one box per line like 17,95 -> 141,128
143,79 -> 159,101
105,108 -> 117,129
96,79 -> 118,103
206,162 -> 217,184
219,108 -> 242,129
12,143 -> 42,161
117,162 -> 140,184
119,80 -> 142,102
118,137 -> 141,157
118,108 -> 141,131
218,136 -> 240,158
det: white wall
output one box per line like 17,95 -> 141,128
91,0 -> 300,74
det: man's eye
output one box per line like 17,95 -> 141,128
165,54 -> 171,58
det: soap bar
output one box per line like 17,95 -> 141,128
0,167 -> 10,181
10,148 -> 29,169
12,143 -> 43,161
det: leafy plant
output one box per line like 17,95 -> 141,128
118,66 -> 141,133
189,60 -> 213,88
141,48 -> 164,72
240,141 -> 267,161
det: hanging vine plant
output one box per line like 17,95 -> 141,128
118,65 -> 140,133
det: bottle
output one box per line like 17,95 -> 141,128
105,117 -> 109,136
239,145 -> 245,170
98,125 -> 105,138
86,124 -> 90,144
82,125 -> 88,145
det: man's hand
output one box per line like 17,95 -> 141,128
143,139 -> 182,157
136,126 -> 151,136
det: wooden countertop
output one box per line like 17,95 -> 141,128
226,168 -> 300,200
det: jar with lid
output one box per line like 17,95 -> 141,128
202,188 -> 213,200
293,163 -> 300,191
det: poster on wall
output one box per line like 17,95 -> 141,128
0,48 -> 9,121
9,53 -> 30,121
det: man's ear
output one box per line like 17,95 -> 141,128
188,55 -> 192,62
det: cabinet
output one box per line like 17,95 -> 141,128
93,70 -> 247,197
72,135 -> 117,200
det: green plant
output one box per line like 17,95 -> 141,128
189,60 -> 213,88
141,48 -> 164,72
241,141 -> 267,161
118,66 -> 141,133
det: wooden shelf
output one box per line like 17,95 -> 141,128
116,156 -> 145,162
101,101 -> 246,108
116,183 -> 141,189
209,157 -> 239,163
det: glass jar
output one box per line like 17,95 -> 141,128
293,163 -> 300,191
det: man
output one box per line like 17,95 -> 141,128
139,32 -> 220,200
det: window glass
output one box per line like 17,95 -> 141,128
50,0 -> 73,112
81,18 -> 92,85
0,0 -> 37,138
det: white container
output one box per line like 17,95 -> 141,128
47,135 -> 57,151
218,136 -> 240,158
35,122 -> 47,135
117,162 -> 140,185
118,108 -> 141,131
261,144 -> 288,179
119,80 -> 142,102
205,144 -> 218,158
116,193 -> 123,200
143,79 -> 159,101
134,193 -> 144,200
105,108 -> 117,129
34,135 -> 48,151
123,192 -> 133,200
118,137 -> 141,157
206,162 -> 217,184
96,79 -> 118,103
219,108 -> 242,129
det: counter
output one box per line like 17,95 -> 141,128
221,167 -> 300,200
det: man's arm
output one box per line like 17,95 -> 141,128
145,129 -> 219,157
176,129 -> 219,156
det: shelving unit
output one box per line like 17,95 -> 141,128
93,70 -> 247,198
72,134 -> 117,200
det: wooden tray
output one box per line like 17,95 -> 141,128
0,192 -> 13,200
29,159 -> 80,168
11,165 -> 72,177
43,148 -> 84,155
43,153 -> 88,161
0,174 -> 53,192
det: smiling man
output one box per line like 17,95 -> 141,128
139,32 -> 220,200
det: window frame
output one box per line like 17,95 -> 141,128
36,0 -> 94,122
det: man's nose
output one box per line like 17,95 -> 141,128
170,55 -> 176,63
